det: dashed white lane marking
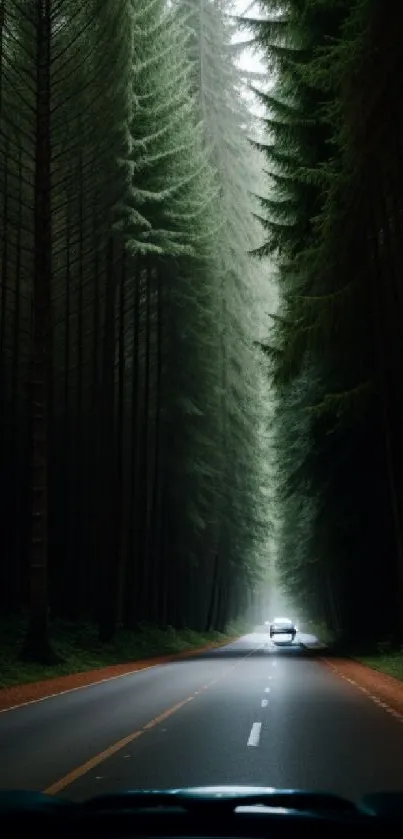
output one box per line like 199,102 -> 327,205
261,699 -> 268,707
264,687 -> 271,693
247,722 -> 262,747
324,661 -> 403,724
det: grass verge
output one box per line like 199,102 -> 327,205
0,617 -> 242,689
355,650 -> 403,682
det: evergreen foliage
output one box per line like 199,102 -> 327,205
0,0 -> 274,656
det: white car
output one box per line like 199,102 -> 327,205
268,617 -> 298,642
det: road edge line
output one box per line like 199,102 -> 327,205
322,658 -> 403,724
0,636 -> 241,715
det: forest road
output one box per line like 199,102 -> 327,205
1,631 -> 403,801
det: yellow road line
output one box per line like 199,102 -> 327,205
44,646 -> 261,796
44,695 -> 194,795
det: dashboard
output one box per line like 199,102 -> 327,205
1,788 -> 402,838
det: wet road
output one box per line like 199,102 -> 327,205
1,632 -> 403,802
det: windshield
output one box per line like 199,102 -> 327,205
1,0 -> 403,810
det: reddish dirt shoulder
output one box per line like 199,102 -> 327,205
323,657 -> 403,718
0,638 -> 235,712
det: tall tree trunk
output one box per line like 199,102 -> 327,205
116,249 -> 126,623
206,552 -> 219,631
369,199 -> 403,635
97,236 -> 118,642
124,254 -> 141,628
148,266 -> 162,623
23,0 -> 57,663
138,257 -> 152,616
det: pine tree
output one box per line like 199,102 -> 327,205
254,0 -> 403,642
0,0 -> 275,646
173,0 -> 273,624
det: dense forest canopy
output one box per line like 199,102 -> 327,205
1,0 -> 403,661
252,0 -> 403,645
0,0 -> 275,659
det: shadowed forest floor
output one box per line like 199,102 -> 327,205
0,617 -> 242,693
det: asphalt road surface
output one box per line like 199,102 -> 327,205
1,631 -> 403,803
